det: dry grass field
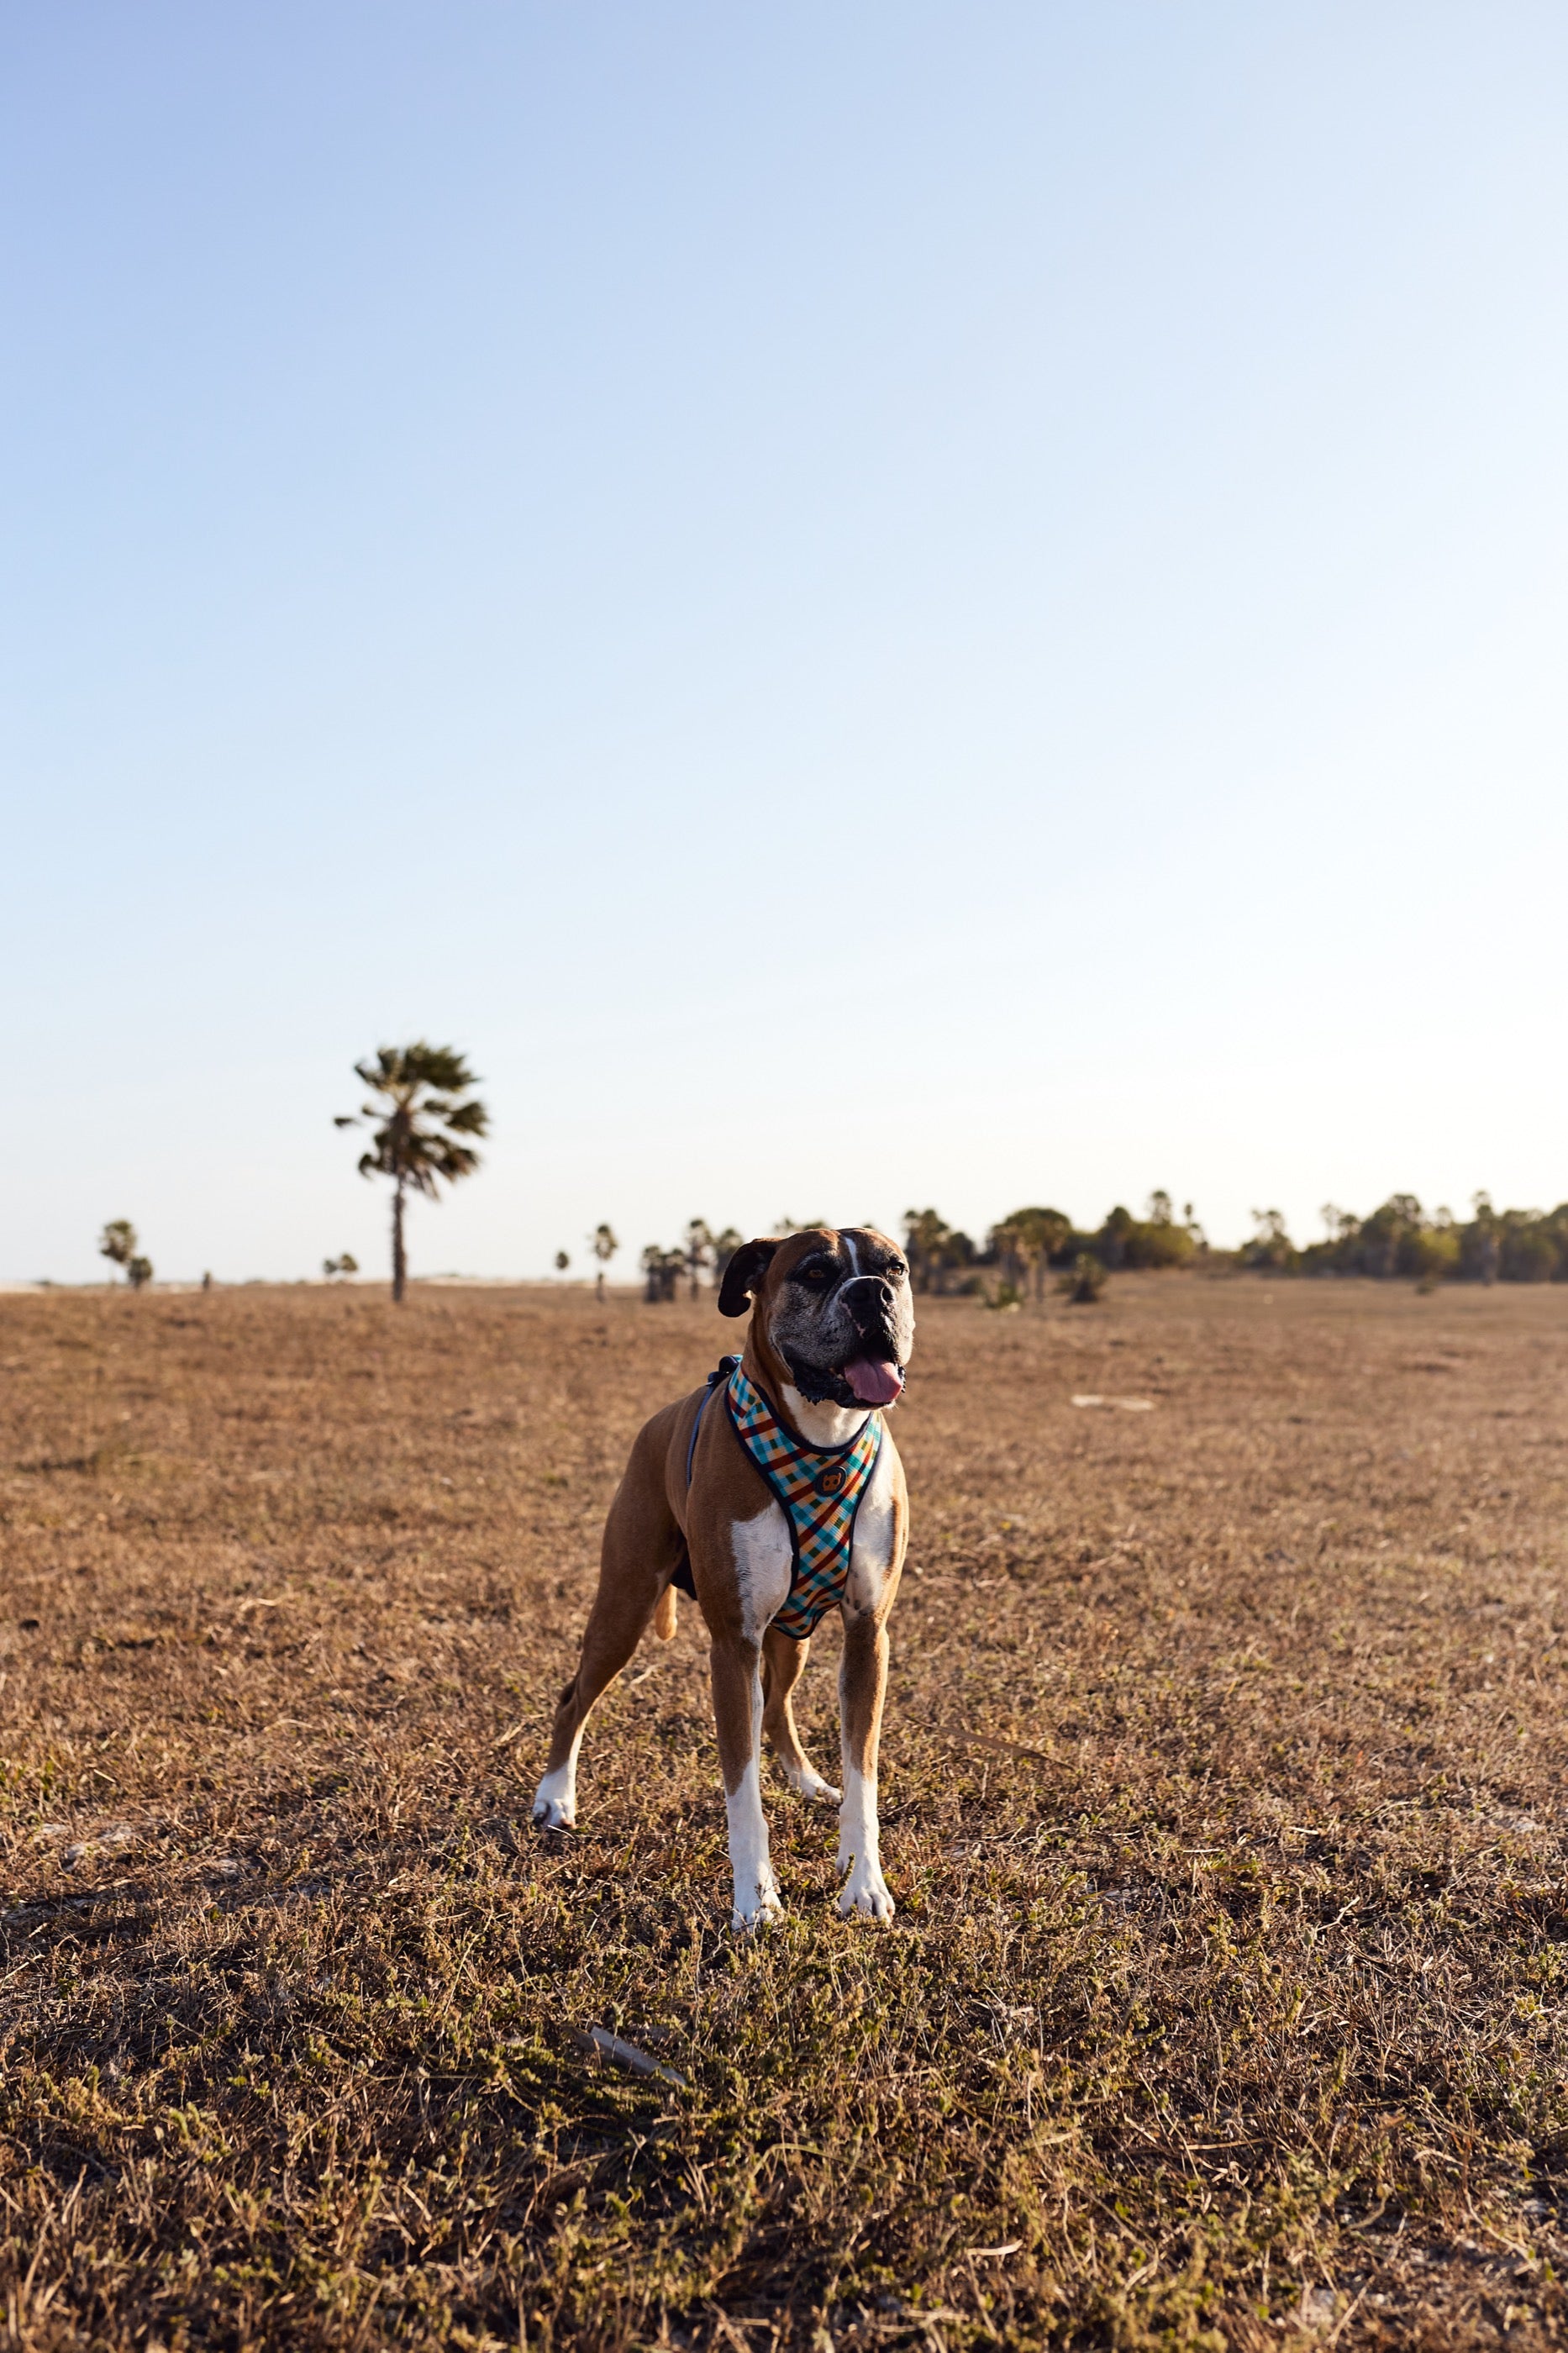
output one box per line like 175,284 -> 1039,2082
3,1275 -> 1568,2350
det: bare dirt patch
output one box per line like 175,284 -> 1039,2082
3,1276 -> 1567,2347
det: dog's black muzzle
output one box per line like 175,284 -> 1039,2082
840,1273 -> 901,1357
782,1276 -> 905,1407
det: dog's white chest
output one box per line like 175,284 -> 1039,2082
729,1503 -> 794,1640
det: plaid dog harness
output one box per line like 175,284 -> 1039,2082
679,1355 -> 884,1639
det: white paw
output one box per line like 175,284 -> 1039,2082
782,1763 -> 842,1807
530,1769 -> 576,1831
731,1882 -> 784,1933
837,1854 -> 895,1922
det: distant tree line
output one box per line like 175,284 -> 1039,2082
631,1198 -> 1210,1307
901,1191 -> 1568,1292
1240,1194 -> 1568,1284
903,1194 -> 1204,1296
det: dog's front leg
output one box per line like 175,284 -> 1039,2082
711,1632 -> 781,1930
837,1611 -> 894,1921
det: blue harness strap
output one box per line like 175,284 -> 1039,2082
669,1356 -> 743,1600
686,1354 -> 742,1487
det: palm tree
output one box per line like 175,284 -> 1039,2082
640,1244 -> 683,1302
903,1208 -> 955,1294
711,1226 -> 742,1287
589,1223 -> 618,1301
334,1045 -> 488,1303
682,1218 -> 714,1301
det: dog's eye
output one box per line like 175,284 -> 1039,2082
797,1264 -> 831,1289
888,1261 -> 908,1280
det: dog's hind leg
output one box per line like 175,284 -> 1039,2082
531,1476 -> 673,1831
761,1627 -> 840,1805
531,1590 -> 650,1829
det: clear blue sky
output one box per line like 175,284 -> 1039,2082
6,3 -> 1567,1283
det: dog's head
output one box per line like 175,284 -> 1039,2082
718,1227 -> 915,1408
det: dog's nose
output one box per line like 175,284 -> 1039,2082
841,1274 -> 896,1330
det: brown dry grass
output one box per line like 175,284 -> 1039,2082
3,1274 -> 1568,2350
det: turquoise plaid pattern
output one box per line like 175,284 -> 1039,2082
726,1362 -> 883,1639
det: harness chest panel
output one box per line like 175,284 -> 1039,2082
725,1363 -> 882,1640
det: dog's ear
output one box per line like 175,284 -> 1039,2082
718,1236 -> 781,1319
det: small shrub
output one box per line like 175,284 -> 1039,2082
1059,1253 -> 1107,1304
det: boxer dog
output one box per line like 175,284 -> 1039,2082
531,1227 -> 914,1929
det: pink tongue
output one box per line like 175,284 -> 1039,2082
845,1357 -> 903,1406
